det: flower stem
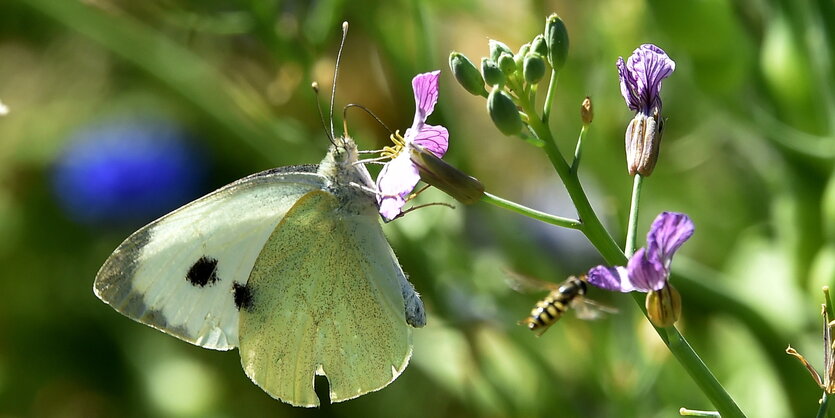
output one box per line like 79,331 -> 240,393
570,124 -> 589,175
518,70 -> 746,418
542,69 -> 559,123
817,392 -> 831,418
624,174 -> 644,257
481,192 -> 581,229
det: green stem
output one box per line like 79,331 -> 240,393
570,124 -> 588,175
481,192 -> 581,230
624,174 -> 644,257
817,393 -> 831,418
515,70 -> 746,418
542,69 -> 559,123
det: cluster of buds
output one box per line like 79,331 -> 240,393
449,14 -> 569,137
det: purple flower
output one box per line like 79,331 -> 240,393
588,212 -> 694,293
376,70 -> 449,221
617,44 -> 675,177
617,44 -> 675,115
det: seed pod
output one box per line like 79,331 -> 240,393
646,284 -> 681,328
449,52 -> 487,96
487,87 -> 523,136
523,53 -> 546,84
481,57 -> 505,86
545,13 -> 569,71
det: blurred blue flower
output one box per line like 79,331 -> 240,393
52,119 -> 206,226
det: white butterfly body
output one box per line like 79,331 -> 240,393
95,137 -> 425,406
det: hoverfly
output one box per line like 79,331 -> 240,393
506,273 -> 615,336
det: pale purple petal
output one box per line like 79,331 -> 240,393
376,153 -> 420,221
626,248 -> 667,292
618,44 -> 675,113
645,212 -> 694,266
405,124 -> 448,158
410,71 -> 441,130
587,265 -> 635,292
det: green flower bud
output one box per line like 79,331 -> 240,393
514,43 -> 531,69
545,13 -> 569,71
487,87 -> 523,136
646,284 -> 681,328
489,39 -> 513,62
498,53 -> 516,76
409,146 -> 485,205
531,34 -> 548,57
523,53 -> 546,84
481,58 -> 505,86
449,52 -> 487,96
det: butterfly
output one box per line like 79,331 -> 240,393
94,134 -> 427,407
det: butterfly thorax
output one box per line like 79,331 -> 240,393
317,136 -> 378,216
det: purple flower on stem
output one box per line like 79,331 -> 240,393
617,44 -> 675,176
376,70 -> 449,221
587,212 -> 693,293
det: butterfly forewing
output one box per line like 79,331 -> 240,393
238,189 -> 411,407
94,170 -> 325,350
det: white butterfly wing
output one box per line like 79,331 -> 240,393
238,189 -> 424,407
94,166 -> 326,350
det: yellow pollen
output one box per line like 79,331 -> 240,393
380,130 -> 406,159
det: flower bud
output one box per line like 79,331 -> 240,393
487,87 -> 523,136
625,107 -> 663,176
581,96 -> 593,124
489,39 -> 513,62
481,58 -> 505,86
646,283 -> 681,328
531,34 -> 548,57
545,13 -> 569,71
409,145 -> 485,205
498,53 -> 516,76
523,53 -> 546,84
514,43 -> 530,70
449,52 -> 487,96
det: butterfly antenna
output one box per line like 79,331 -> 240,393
311,82 -> 337,147
329,21 -> 349,143
343,103 -> 394,136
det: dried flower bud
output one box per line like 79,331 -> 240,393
581,96 -> 593,124
498,53 -> 516,76
523,53 -> 546,84
646,283 -> 681,328
481,58 -> 505,86
531,34 -> 548,58
449,52 -> 487,97
489,39 -> 513,62
487,87 -> 523,136
409,145 -> 485,205
545,13 -> 569,72
625,107 -> 663,176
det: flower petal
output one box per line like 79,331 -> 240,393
410,71 -> 441,130
645,211 -> 694,266
406,124 -> 448,158
587,265 -> 635,292
627,248 -> 667,292
376,153 -> 420,221
620,44 -> 675,113
617,56 -> 641,111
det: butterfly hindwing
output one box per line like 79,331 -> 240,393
94,167 -> 325,350
238,189 -> 412,407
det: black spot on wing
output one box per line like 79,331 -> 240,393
186,256 -> 220,287
233,281 -> 253,311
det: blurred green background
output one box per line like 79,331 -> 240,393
1,0 -> 834,417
